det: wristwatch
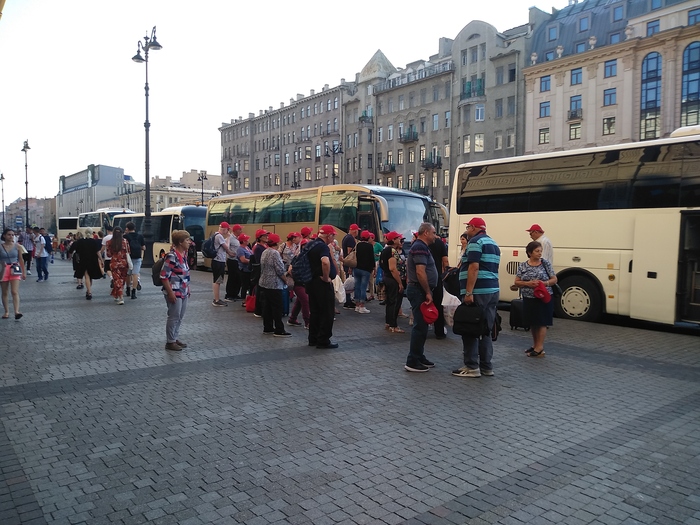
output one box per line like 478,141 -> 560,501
464,291 -> 473,296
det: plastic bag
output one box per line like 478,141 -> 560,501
442,289 -> 462,327
343,275 -> 355,292
333,275 -> 345,303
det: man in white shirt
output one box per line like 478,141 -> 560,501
526,224 -> 553,264
33,227 -> 49,282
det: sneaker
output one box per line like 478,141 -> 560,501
26,270 -> 31,276
274,332 -> 292,337
481,369 -> 495,376
287,319 -> 302,326
343,302 -> 356,310
452,366 -> 481,378
223,297 -> 234,302
262,331 -> 275,336
165,342 -> 183,351
117,298 -> 125,305
404,362 -> 430,373
357,307 -> 371,314
420,357 -> 435,368
304,324 -> 310,330
36,278 -> 44,282
253,313 -> 262,318
137,280 -> 142,291
212,300 -> 228,307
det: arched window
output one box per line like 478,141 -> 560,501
640,52 -> 662,140
681,42 -> 700,126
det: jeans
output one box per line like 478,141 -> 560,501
36,256 -> 49,280
353,268 -> 370,303
406,284 -> 429,366
461,291 -> 500,371
165,295 -> 188,343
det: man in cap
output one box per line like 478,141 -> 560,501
225,224 -> 243,301
453,217 -> 501,378
341,223 -> 360,309
300,226 -> 313,241
526,224 -> 553,264
212,222 -> 235,306
404,222 -> 439,372
307,225 -> 339,349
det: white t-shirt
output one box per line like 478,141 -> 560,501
102,234 -> 114,260
214,233 -> 228,263
34,234 -> 47,258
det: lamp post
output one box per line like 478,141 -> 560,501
197,173 -> 207,204
325,142 -> 343,184
0,172 -> 5,231
21,140 -> 30,229
132,26 -> 162,267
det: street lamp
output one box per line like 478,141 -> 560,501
0,172 -> 5,231
21,140 -> 30,229
132,26 -> 162,267
197,173 -> 207,204
325,142 -> 343,184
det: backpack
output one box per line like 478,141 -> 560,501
201,234 -> 217,259
442,266 -> 460,297
290,239 -> 323,285
452,302 -> 489,338
152,256 -> 166,286
43,235 -> 53,254
126,233 -> 142,258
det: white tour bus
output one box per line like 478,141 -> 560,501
449,126 -> 700,327
79,208 -> 133,235
57,216 -> 79,241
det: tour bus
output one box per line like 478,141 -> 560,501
204,184 -> 448,264
112,205 -> 206,268
57,216 -> 79,242
78,208 -> 133,235
449,126 -> 700,327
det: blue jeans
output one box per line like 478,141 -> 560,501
36,256 -> 49,280
165,295 -> 188,343
406,284 -> 429,366
353,268 -> 370,303
461,292 -> 499,371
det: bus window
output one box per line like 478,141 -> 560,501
255,194 -> 285,223
154,216 -> 172,243
208,201 -> 231,226
228,197 -> 256,225
319,190 -> 359,229
282,191 -> 317,223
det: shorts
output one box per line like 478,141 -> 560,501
104,259 -> 111,272
129,258 -> 143,276
2,264 -> 22,282
212,260 -> 226,284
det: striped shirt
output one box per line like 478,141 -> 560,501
459,231 -> 500,295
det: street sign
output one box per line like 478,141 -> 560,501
15,216 -> 23,228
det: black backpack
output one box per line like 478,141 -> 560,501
43,234 -> 53,254
452,302 -> 489,338
201,234 -> 217,259
290,239 -> 323,285
442,266 -> 460,297
126,234 -> 142,258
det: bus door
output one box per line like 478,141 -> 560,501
358,195 -> 387,238
629,213 -> 681,324
678,211 -> 700,324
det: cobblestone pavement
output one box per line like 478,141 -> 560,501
1,259 -> 699,525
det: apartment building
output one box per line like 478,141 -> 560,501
524,0 -> 700,154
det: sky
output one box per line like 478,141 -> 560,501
0,0 -> 558,203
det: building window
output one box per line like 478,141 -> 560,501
378,127 -> 383,142
471,46 -> 478,63
603,117 -> 616,135
388,125 -> 393,140
604,59 -> 617,78
539,128 -> 550,144
610,32 -> 621,44
399,95 -> 405,110
690,8 -> 700,25
580,17 -> 589,32
508,63 -> 516,82
507,96 -> 515,116
463,135 -> 471,153
613,5 -> 623,21
569,123 -> 581,140
681,42 -> 700,126
461,49 -> 468,65
604,88 -> 617,106
548,26 -> 557,41
315,167 -> 321,180
408,149 -> 414,163
445,111 -> 451,128
388,98 -> 394,112
397,149 -> 404,165
495,99 -> 503,118
305,168 -> 311,181
443,170 -> 450,187
244,177 -> 250,189
545,51 -> 555,61
419,145 -> 426,161
571,67 -> 583,85
496,66 -> 504,85
433,86 -> 439,102
433,114 -> 439,131
570,95 -> 582,115
540,75 -> 551,92
444,142 -> 450,158
651,0 -> 661,9
474,133 -> 484,152
641,52 -> 662,139
494,133 -> 502,150
540,101 -> 551,118
475,104 -> 485,121
647,20 -> 660,36
506,129 -> 515,148
576,42 -> 586,53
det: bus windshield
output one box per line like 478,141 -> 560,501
381,195 -> 432,238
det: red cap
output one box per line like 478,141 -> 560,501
368,233 -> 375,240
287,232 -> 300,240
526,224 -> 544,233
466,217 -> 487,230
360,230 -> 371,240
349,224 -> 359,230
318,225 -> 337,235
534,281 -> 552,303
238,233 -> 250,243
255,229 -> 269,239
267,233 -> 281,244
385,231 -> 401,242
300,238 -> 309,246
219,222 -> 230,230
231,224 -> 242,231
420,302 -> 440,324
300,226 -> 313,236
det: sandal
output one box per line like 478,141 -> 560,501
524,346 -> 534,353
389,327 -> 405,333
14,313 -> 22,320
526,349 -> 545,358
1,314 -> 8,319
86,292 -> 92,300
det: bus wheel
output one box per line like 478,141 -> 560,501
555,276 -> 602,322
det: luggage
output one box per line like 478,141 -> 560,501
282,286 -> 290,316
509,299 -> 530,331
452,303 -> 488,337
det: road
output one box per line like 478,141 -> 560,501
1,259 -> 699,524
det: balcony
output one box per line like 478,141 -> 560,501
398,131 -> 418,143
568,108 -> 583,121
378,163 -> 396,174
358,111 -> 373,125
421,154 -> 442,170
372,61 -> 454,94
459,80 -> 486,103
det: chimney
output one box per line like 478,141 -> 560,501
297,93 -> 304,100
280,102 -> 285,108
310,89 -> 315,96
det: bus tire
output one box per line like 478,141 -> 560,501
554,275 -> 602,322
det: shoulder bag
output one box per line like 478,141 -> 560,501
544,262 -> 562,298
344,248 -> 358,269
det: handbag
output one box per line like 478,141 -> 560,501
126,253 -> 134,271
344,249 -> 357,269
10,262 -> 22,276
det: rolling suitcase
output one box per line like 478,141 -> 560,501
509,298 -> 530,331
282,286 -> 290,317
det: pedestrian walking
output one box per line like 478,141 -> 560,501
0,228 -> 26,320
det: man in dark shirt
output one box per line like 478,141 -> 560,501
307,225 -> 339,349
428,234 -> 450,339
341,223 -> 359,309
404,222 -> 439,372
